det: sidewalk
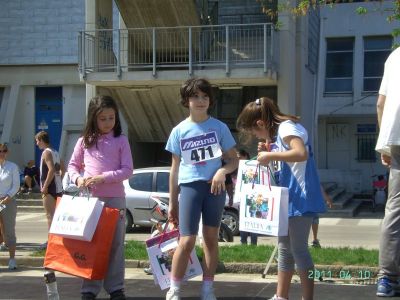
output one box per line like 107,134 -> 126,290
0,242 -> 380,281
0,266 -> 384,300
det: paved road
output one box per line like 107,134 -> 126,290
15,212 -> 383,249
2,212 -> 389,299
0,267 -> 393,300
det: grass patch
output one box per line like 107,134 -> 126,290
32,241 -> 378,267
310,246 -> 378,266
125,240 -> 149,260
31,249 -> 46,257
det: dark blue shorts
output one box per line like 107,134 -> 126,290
179,181 -> 226,236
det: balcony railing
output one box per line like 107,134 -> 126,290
78,23 -> 276,78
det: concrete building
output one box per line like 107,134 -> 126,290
0,0 -> 86,168
0,0 -> 397,195
79,0 -> 317,168
316,1 -> 398,192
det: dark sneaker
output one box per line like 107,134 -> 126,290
110,289 -> 126,300
376,277 -> 399,297
310,239 -> 321,248
81,292 -> 96,300
39,241 -> 48,250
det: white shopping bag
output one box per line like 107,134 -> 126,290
146,229 -> 203,290
236,160 -> 289,236
49,194 -> 104,241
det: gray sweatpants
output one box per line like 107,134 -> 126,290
0,198 -> 17,247
378,145 -> 400,280
278,216 -> 314,272
81,197 -> 126,295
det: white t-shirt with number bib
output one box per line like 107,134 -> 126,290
166,117 -> 236,184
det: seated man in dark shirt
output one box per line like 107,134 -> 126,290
22,160 -> 40,194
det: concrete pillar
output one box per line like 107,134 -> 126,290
85,0 -> 113,70
84,0 -> 111,106
0,84 -> 20,144
277,0 -> 297,116
119,14 -> 128,72
85,84 -> 97,110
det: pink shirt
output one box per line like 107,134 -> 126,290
68,132 -> 133,197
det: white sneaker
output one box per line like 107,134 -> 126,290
201,289 -> 217,300
268,295 -> 288,300
8,258 -> 17,270
166,288 -> 180,300
0,242 -> 8,251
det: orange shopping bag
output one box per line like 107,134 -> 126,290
44,206 -> 119,280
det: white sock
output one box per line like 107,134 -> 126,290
202,279 -> 214,293
170,278 -> 181,290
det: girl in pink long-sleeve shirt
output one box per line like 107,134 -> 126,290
68,95 -> 133,300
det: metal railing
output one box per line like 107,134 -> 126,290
78,23 -> 276,78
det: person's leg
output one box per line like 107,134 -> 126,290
170,235 -> 197,278
1,199 -> 17,268
276,233 -> 295,299
42,193 -> 57,230
102,198 -> 126,296
377,145 -> 400,295
311,222 -> 318,241
168,182 -> 203,297
201,225 -> 220,277
289,217 -> 314,300
25,175 -> 33,190
240,231 -> 248,244
200,183 -> 225,299
310,216 -> 320,247
250,233 -> 258,245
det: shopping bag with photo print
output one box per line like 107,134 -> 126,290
146,229 -> 203,290
236,160 -> 289,236
49,193 -> 104,241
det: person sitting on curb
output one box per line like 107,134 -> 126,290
20,160 -> 40,194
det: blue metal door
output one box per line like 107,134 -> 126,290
35,87 -> 63,166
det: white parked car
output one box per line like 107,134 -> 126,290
124,167 -> 240,235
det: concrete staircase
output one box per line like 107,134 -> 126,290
16,192 -> 44,213
322,182 -> 363,217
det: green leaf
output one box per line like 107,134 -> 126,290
356,6 -> 368,15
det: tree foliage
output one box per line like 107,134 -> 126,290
257,0 -> 400,39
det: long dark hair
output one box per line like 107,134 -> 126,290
82,95 -> 122,148
236,97 -> 299,141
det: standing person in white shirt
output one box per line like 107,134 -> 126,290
375,47 -> 400,297
0,143 -> 20,270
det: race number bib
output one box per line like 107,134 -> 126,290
180,131 -> 222,164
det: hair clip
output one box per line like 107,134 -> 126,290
255,98 -> 261,105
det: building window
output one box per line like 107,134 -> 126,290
356,124 -> 377,162
363,36 -> 392,92
325,37 -> 354,94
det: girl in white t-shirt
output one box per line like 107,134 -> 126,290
237,97 -> 326,300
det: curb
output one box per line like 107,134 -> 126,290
0,256 -> 379,281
